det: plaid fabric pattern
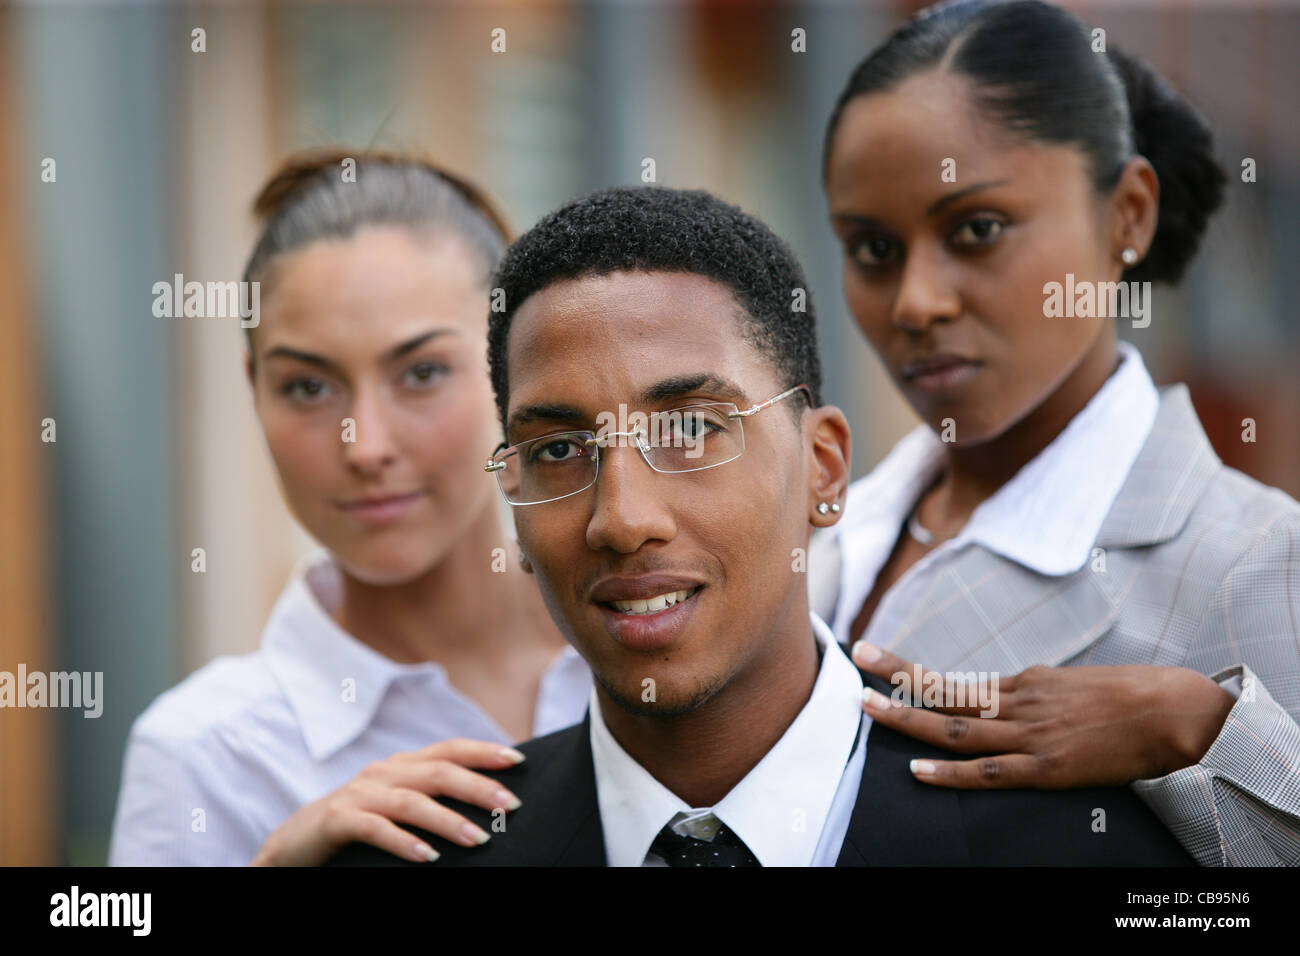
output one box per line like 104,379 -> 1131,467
810,386 -> 1300,866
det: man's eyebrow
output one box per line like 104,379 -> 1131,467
642,373 -> 748,406
505,374 -> 748,438
507,403 -> 589,436
261,328 -> 458,370
925,180 -> 1010,217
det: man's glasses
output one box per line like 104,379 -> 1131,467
485,384 -> 812,506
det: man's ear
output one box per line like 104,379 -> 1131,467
807,405 -> 851,527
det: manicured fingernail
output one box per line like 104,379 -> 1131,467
461,822 -> 491,846
414,842 -> 440,862
852,642 -> 882,664
910,759 -> 936,776
862,688 -> 889,710
494,789 -> 522,811
498,747 -> 526,764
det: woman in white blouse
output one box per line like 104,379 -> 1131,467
108,150 -> 591,866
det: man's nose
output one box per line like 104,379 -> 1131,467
584,440 -> 677,554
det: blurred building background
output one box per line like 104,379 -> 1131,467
1,0 -> 1296,865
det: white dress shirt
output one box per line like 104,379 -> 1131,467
590,612 -> 870,866
108,549 -> 592,866
826,340 -> 1160,651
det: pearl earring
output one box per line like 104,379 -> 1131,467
1121,247 -> 1139,266
831,503 -> 841,513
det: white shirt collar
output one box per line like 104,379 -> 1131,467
830,341 -> 1158,631
589,612 -> 864,866
261,549 -> 446,761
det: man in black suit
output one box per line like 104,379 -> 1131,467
332,187 -> 1190,866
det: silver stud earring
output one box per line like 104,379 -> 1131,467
816,502 -> 830,515
1121,247 -> 1139,266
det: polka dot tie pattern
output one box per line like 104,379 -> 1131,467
650,817 -> 761,867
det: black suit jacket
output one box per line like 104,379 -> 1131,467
329,672 -> 1194,866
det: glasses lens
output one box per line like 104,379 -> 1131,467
645,404 -> 744,473
497,432 -> 597,503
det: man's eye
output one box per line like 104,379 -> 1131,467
530,439 -> 585,464
403,362 -> 449,388
281,378 -> 332,403
848,235 -> 898,268
952,217 -> 1004,246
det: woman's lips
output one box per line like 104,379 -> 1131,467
902,357 -> 982,395
335,491 -> 427,526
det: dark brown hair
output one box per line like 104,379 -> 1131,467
242,148 -> 513,362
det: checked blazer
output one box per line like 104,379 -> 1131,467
808,385 -> 1300,866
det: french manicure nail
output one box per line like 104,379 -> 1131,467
498,747 -> 526,764
414,842 -> 440,862
910,759 -> 936,776
494,789 -> 522,811
853,642 -> 883,664
461,822 -> 491,846
862,688 -> 889,710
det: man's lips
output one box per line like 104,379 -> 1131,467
591,579 -> 705,652
588,573 -> 707,606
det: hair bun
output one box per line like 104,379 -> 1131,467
1107,45 -> 1226,283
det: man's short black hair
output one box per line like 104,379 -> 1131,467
487,186 -> 822,432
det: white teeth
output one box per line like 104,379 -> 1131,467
610,588 -> 695,615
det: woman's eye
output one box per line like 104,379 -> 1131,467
848,235 -> 898,268
952,217 -> 1004,246
403,362 -> 449,388
281,378 -> 332,403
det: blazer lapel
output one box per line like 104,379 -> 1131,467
837,673 -> 971,866
521,712 -> 606,866
1094,384 -> 1220,550
882,547 -> 1120,673
822,386 -> 1220,675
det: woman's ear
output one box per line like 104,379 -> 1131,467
1109,156 -> 1160,269
808,405 -> 852,527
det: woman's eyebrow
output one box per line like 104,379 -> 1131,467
387,327 -> 459,360
262,345 -> 335,370
926,180 -> 1010,217
261,328 -> 459,370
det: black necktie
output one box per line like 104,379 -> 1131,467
650,815 -> 761,867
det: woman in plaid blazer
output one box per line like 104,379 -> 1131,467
815,0 -> 1300,865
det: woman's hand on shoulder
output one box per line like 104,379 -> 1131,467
250,738 -> 525,866
852,642 -> 1236,789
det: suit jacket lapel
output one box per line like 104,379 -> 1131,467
882,546 -> 1121,672
837,673 -> 971,866
525,712 -> 606,865
1094,384 -> 1220,550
